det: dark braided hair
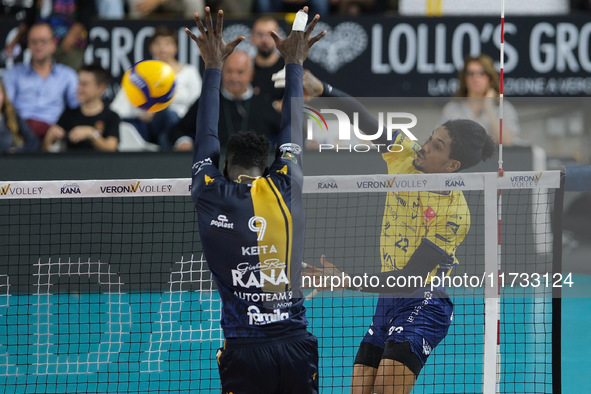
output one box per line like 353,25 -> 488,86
443,119 -> 496,171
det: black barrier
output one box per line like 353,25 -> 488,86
3,15 -> 591,97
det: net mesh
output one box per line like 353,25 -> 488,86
0,174 -> 560,393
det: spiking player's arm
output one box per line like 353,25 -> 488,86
302,72 -> 390,146
185,8 -> 243,192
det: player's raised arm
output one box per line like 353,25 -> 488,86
185,8 -> 244,181
270,8 -> 325,159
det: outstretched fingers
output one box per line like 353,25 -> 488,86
204,7 -> 214,35
216,9 -> 224,36
193,12 -> 206,36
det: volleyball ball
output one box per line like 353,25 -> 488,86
121,60 -> 176,113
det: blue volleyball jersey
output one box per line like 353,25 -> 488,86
191,65 -> 307,338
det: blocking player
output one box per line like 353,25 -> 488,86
301,77 -> 495,394
186,7 -> 325,393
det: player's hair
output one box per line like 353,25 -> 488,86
148,26 -> 178,46
226,131 -> 270,172
79,63 -> 111,86
444,119 -> 496,171
454,54 -> 500,98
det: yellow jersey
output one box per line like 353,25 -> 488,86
380,133 -> 471,275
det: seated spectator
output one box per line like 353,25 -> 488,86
3,23 -> 79,141
127,0 -> 204,18
169,50 -> 280,151
149,26 -> 201,119
110,27 -> 201,150
0,79 -> 39,153
3,0 -> 94,71
43,64 -> 119,152
441,54 -> 520,146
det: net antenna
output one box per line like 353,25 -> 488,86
496,0 -> 506,392
484,0 -> 506,392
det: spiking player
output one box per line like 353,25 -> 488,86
301,75 -> 496,394
186,7 -> 325,393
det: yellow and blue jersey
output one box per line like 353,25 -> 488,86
191,66 -> 307,338
380,132 -> 471,277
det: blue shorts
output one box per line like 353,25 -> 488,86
217,330 -> 319,394
360,288 -> 454,367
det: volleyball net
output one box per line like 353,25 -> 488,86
0,171 -> 565,393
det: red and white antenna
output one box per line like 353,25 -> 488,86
496,0 -> 506,393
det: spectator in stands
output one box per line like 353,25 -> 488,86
3,23 -> 79,141
169,50 -> 280,151
0,79 -> 39,153
95,0 -> 125,19
110,27 -> 199,151
149,26 -> 201,119
3,0 -> 95,71
251,16 -> 284,103
43,64 -> 119,152
127,0 -> 204,18
441,54 -> 519,146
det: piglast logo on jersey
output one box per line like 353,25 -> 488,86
423,207 -> 437,221
210,214 -> 234,229
61,183 -> 81,195
247,305 -> 289,325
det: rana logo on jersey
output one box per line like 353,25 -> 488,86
232,259 -> 289,288
210,214 -> 234,229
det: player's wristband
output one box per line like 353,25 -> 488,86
93,130 -> 101,140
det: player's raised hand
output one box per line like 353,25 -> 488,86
185,7 -> 244,70
302,255 -> 347,300
271,7 -> 326,66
